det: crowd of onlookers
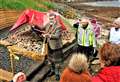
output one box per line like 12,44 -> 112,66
60,42 -> 120,82
60,17 -> 120,82
10,16 -> 120,82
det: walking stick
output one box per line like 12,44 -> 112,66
41,24 -> 57,56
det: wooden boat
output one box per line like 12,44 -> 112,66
0,40 -> 46,61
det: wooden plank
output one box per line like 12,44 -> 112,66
0,69 -> 13,81
7,45 -> 45,61
31,65 -> 50,82
26,61 -> 44,81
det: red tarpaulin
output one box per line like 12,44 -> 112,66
10,9 -> 67,32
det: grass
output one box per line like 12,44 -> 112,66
40,1 -> 57,9
0,0 -> 57,12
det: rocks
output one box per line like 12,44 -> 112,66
91,60 -> 100,65
97,39 -> 106,47
5,26 -> 43,53
101,29 -> 109,37
96,25 -> 109,47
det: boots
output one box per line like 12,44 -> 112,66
47,63 -> 55,77
55,65 -> 60,81
49,63 -> 60,81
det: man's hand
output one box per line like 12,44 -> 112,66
40,31 -> 46,34
42,33 -> 51,38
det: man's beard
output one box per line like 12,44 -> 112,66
82,24 -> 88,29
115,28 -> 119,31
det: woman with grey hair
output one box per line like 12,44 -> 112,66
60,53 -> 91,82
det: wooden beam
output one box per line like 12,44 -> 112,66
8,45 -> 45,61
0,69 -> 13,81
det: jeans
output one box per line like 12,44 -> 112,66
77,45 -> 95,59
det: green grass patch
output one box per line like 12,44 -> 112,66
0,0 -> 57,12
40,1 -> 57,9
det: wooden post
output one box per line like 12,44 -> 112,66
10,54 -> 14,74
8,49 -> 14,74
